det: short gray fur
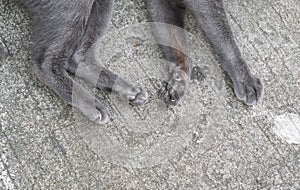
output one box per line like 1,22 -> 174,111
3,0 -> 263,122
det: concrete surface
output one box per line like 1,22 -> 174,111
0,0 -> 299,189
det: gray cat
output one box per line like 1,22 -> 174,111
3,0 -> 263,123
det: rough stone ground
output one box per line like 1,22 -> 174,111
0,0 -> 299,189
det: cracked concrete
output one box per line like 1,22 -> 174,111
0,0 -> 299,189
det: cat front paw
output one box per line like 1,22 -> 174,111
95,100 -> 110,124
233,74 -> 263,105
127,86 -> 148,106
158,81 -> 181,105
158,68 -> 189,106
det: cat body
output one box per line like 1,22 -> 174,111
7,0 -> 263,123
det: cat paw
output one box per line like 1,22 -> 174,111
158,68 -> 188,106
94,100 -> 110,124
127,86 -> 148,106
158,81 -> 181,105
233,74 -> 263,105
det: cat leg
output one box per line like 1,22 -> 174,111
65,0 -> 148,106
184,0 -> 263,105
28,0 -> 109,123
146,0 -> 190,105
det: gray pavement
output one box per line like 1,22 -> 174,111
0,0 -> 299,189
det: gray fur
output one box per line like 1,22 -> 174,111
3,0 -> 263,123
147,0 -> 263,105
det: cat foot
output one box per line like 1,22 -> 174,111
158,81 -> 181,105
159,68 -> 188,106
73,94 -> 110,124
126,86 -> 148,106
233,74 -> 263,105
95,100 -> 110,124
